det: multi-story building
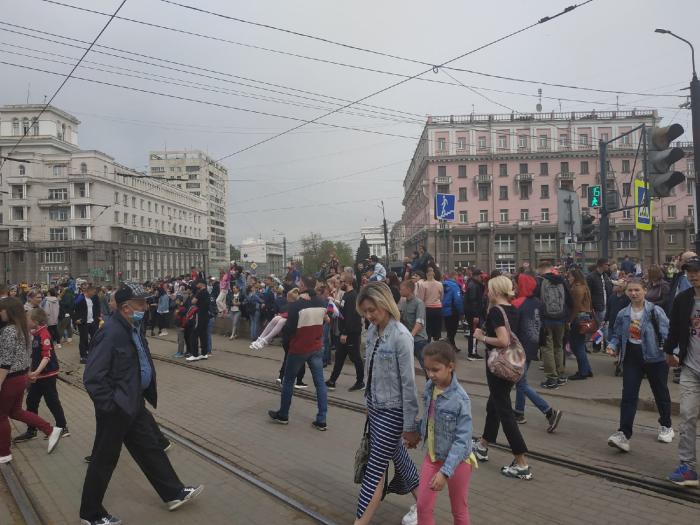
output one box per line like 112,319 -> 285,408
389,220 -> 405,263
0,104 -> 208,284
239,237 -> 284,277
149,150 -> 228,272
401,110 -> 696,272
360,226 -> 388,259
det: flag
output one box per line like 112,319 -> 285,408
591,329 -> 604,345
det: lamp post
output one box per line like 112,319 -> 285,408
655,28 -> 700,252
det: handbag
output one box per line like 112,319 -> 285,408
353,418 -> 369,484
486,305 -> 526,383
575,312 -> 598,335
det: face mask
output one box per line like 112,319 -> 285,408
132,310 -> 146,322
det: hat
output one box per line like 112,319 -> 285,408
114,282 -> 149,305
471,268 -> 483,275
683,257 -> 700,272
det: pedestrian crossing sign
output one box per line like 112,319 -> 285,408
634,179 -> 652,231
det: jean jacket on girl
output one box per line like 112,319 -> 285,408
607,300 -> 669,364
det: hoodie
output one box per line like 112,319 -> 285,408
42,296 -> 60,326
513,274 -> 542,361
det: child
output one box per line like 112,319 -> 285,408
605,278 -> 673,452
416,340 -> 475,525
42,288 -> 61,349
250,289 -> 299,350
173,296 -> 187,358
13,308 -> 69,443
228,285 -> 242,340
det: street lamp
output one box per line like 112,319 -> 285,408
655,28 -> 700,253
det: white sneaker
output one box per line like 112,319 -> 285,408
200,355 -> 209,360
0,454 -> 12,464
47,426 -> 63,454
658,426 -> 675,443
186,355 -> 199,362
159,331 -> 168,336
401,504 -> 417,525
229,334 -> 235,340
67,338 -> 72,343
55,343 -> 62,349
607,431 -> 630,452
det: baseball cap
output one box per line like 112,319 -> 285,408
114,282 -> 149,305
683,257 -> 700,272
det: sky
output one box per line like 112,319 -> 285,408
1,0 -> 698,256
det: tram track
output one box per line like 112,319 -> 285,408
148,352 -> 700,506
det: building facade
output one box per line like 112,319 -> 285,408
0,104 -> 208,284
401,110 -> 696,272
239,237 -> 284,277
360,225 -> 387,259
149,150 -> 228,272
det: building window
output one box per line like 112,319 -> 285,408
580,184 -> 589,199
519,163 -> 529,174
622,183 -> 631,197
687,179 -> 694,195
616,230 -> 637,249
80,162 -> 88,175
497,136 -> 507,149
518,135 -> 527,148
622,133 -> 631,145
48,188 -> 68,200
151,166 -> 165,173
579,134 -> 589,146
457,137 -> 466,150
668,205 -> 677,219
43,249 -> 66,264
622,209 -> 632,220
114,191 -> 119,204
49,207 -> 69,221
132,196 -> 136,208
22,118 -> 30,135
49,227 -> 68,241
560,162 -> 570,174
541,185 -> 549,199
19,164 -> 25,175
437,138 -> 446,151
437,183 -> 450,194
10,185 -> 24,199
458,165 -> 467,178
541,208 -> 550,222
123,194 -> 128,206
459,211 -> 467,223
689,205 -> 695,220
601,132 -> 609,142
52,165 -> 64,177
124,212 -> 128,224
132,215 -> 137,226
453,235 -> 476,254
495,259 -> 516,273
519,183 -> 530,199
499,186 -> 509,200
479,210 -> 488,222
478,185 -> 489,201
499,209 -> 509,223
668,233 -> 676,244
75,205 -> 88,219
458,187 -> 467,201
12,118 -> 19,136
437,166 -> 447,178
622,159 -> 630,173
494,234 -> 516,253
114,211 -> 120,223
478,136 -> 486,149
75,183 -> 87,198
534,233 -> 557,252
12,228 -> 26,241
559,134 -> 569,147
478,164 -> 488,176
540,162 -> 549,176
580,161 -> 589,175
539,135 -> 547,149
520,209 -> 529,220
560,180 -> 574,191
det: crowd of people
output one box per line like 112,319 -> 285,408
0,245 -> 698,524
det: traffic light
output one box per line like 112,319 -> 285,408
587,185 -> 601,208
645,124 -> 686,198
580,213 -> 596,242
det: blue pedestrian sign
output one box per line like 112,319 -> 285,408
634,179 -> 652,231
434,193 -> 456,221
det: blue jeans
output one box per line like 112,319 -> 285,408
515,360 -> 551,415
322,323 -> 331,365
250,310 -> 261,340
279,349 -> 327,424
569,329 -> 592,376
207,316 -> 215,353
413,338 -> 428,372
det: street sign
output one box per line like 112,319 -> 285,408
588,185 -> 601,208
634,179 -> 652,231
434,193 -> 455,221
250,262 -> 258,270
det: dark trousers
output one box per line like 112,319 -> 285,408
191,318 -> 209,357
425,307 -> 442,341
25,376 -> 67,432
148,306 -> 157,335
48,325 -> 60,345
482,367 -> 528,455
279,345 -> 305,383
329,333 -> 364,384
444,313 -> 460,350
78,322 -> 97,359
154,312 -> 169,332
465,314 -> 479,355
184,324 -> 193,355
619,343 -> 672,439
80,404 -> 183,521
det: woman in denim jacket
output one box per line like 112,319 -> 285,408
605,278 -> 673,452
355,282 -> 420,525
417,341 -> 474,525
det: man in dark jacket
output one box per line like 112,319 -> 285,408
664,257 -> 700,486
586,258 -> 613,335
80,283 -> 202,525
463,269 -> 485,360
73,285 -> 100,364
326,272 -> 364,391
187,280 -> 210,361
442,271 -> 464,352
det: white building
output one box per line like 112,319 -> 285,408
149,150 -> 228,272
360,225 -> 387,259
0,104 -> 208,284
239,237 -> 284,277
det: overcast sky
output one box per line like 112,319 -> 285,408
2,0 -> 698,254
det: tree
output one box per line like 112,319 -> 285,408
334,241 -> 353,268
229,244 -> 241,262
356,236 -> 370,263
300,234 -> 355,273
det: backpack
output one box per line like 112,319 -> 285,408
540,278 -> 567,319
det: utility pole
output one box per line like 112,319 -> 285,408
599,139 -> 610,259
381,200 -> 390,268
283,236 -> 287,268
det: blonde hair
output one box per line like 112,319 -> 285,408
287,288 -> 300,301
488,275 -> 515,300
356,282 -> 400,321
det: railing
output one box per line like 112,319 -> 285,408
515,173 -> 534,182
428,109 -> 656,125
435,176 -> 452,185
476,221 -> 493,230
37,198 -> 69,207
517,220 -> 533,229
475,174 -> 493,183
558,172 -> 576,181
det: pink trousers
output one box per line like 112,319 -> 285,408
417,455 -> 471,525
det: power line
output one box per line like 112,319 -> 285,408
0,0 -> 128,172
441,69 -> 518,113
229,196 -> 403,215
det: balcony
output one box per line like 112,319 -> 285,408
686,216 -> 695,226
558,172 -> 576,181
476,221 -> 493,230
475,174 -> 493,184
515,173 -> 534,182
435,176 -> 452,185
37,198 -> 70,207
517,220 -> 533,229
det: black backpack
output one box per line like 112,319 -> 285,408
540,278 -> 567,319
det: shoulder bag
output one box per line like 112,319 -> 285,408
486,305 -> 526,383
353,339 -> 378,483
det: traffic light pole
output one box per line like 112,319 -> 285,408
691,74 -> 700,253
599,140 -> 610,259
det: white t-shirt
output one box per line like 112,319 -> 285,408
686,298 -> 700,373
86,297 -> 94,324
628,307 -> 643,345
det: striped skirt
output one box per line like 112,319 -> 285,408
356,401 -> 419,518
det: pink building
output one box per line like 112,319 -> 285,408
400,110 -> 695,272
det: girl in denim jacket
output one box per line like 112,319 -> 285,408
605,278 -> 673,452
417,341 -> 476,525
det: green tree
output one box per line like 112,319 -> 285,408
356,236 -> 370,263
300,235 -> 355,273
333,241 -> 353,267
229,244 -> 241,262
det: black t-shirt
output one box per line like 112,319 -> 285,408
484,304 -> 518,351
195,288 -> 211,319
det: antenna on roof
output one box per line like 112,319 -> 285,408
536,88 -> 543,112
26,83 -> 30,104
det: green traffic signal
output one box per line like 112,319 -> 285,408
588,185 -> 601,208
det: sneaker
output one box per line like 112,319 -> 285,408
312,421 -> 327,431
668,463 -> 699,487
84,455 -> 92,463
607,431 -> 630,452
173,352 -> 184,358
546,409 -> 562,434
514,413 -> 527,424
401,504 -> 417,525
294,382 -> 308,389
80,358 -> 88,365
163,442 -> 173,453
467,353 -> 483,361
471,438 -> 489,462
501,462 -> 533,480
275,378 -> 282,384
60,427 -> 70,438
325,380 -> 336,391
186,355 -> 200,362
538,364 -> 544,370
0,455 -> 12,464
348,382 -> 365,392
80,515 -> 122,525
568,372 -> 590,380
167,485 -> 204,511
47,426 -> 63,454
229,334 -> 235,340
12,430 -> 37,443
557,376 -> 568,386
268,410 -> 289,425
540,378 -> 559,389
200,354 -> 209,360
55,343 -> 62,349
67,337 -> 73,343
658,426 -> 675,443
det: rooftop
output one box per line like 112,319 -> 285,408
426,109 -> 657,126
0,104 -> 80,125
